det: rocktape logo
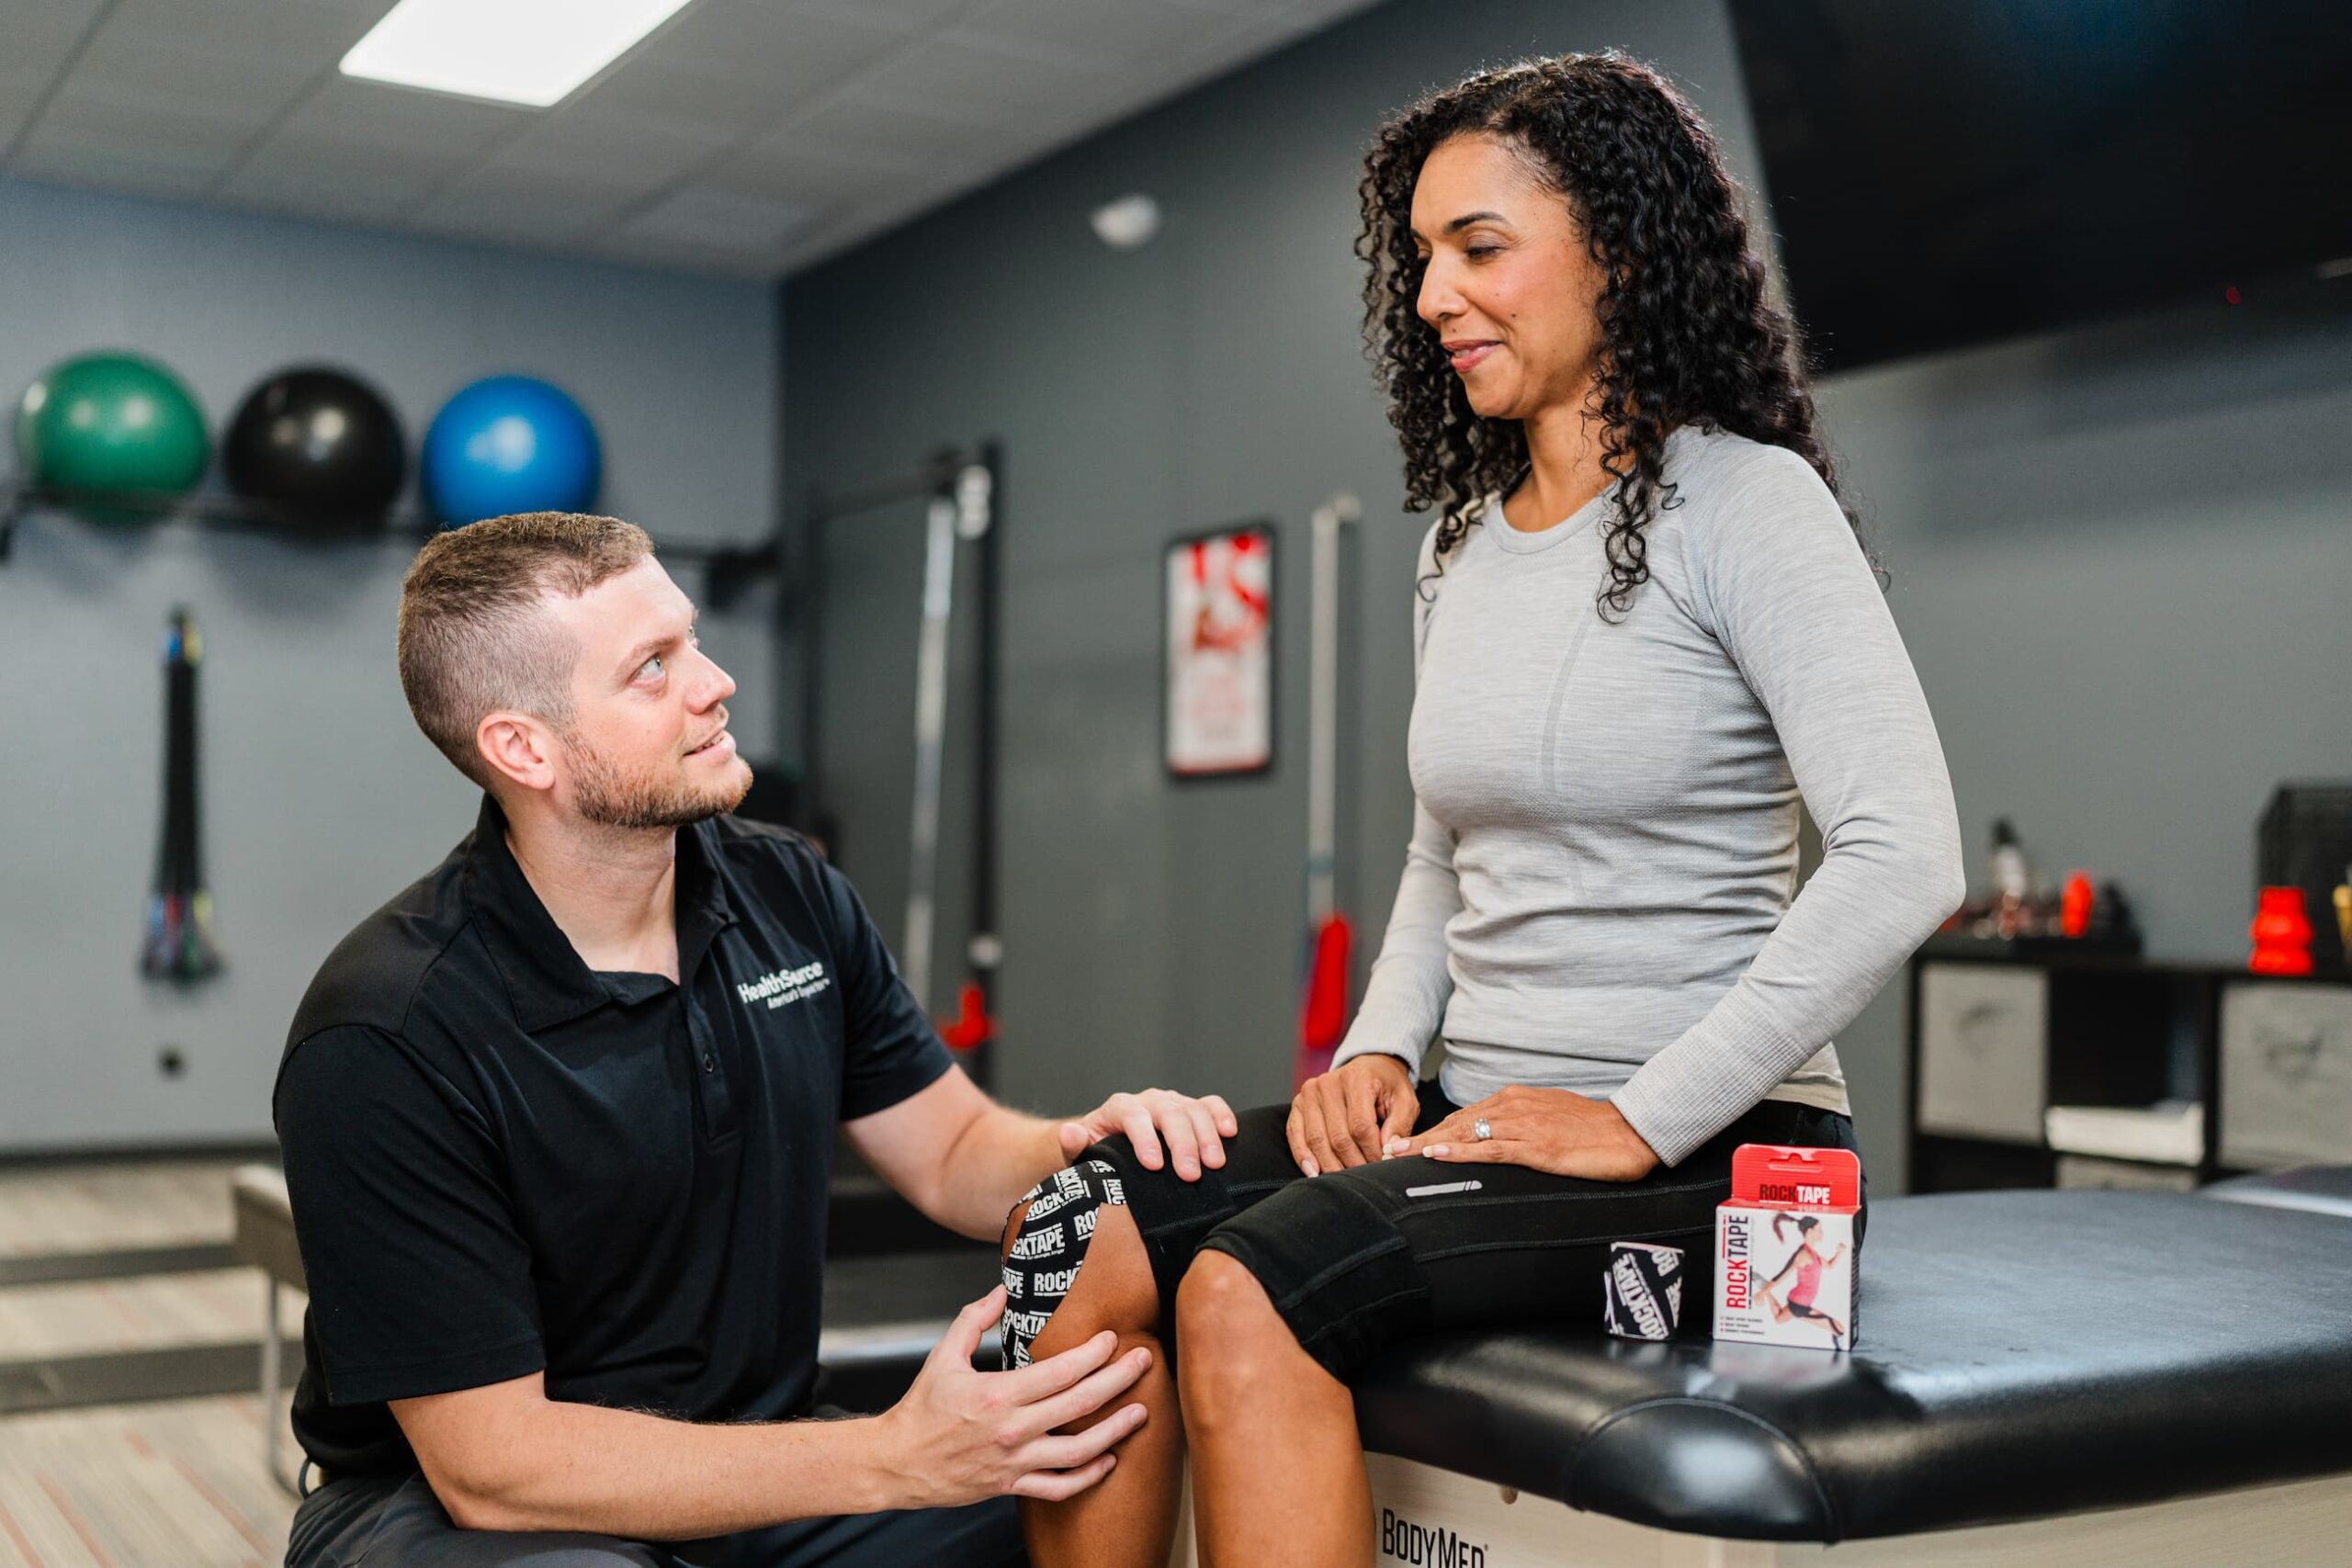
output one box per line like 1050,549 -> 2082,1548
1009,1226 -> 1065,1261
736,961 -> 830,1010
1610,1254 -> 1668,1338
1722,1212 -> 1752,1310
1380,1508 -> 1487,1567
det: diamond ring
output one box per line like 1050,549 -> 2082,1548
1473,1117 -> 1493,1142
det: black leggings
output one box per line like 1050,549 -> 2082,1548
1085,1085 -> 1864,1381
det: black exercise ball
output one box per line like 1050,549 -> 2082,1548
222,367 -> 407,530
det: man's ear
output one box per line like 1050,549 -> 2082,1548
476,711 -> 560,795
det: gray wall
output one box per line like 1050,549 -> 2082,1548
0,176 -> 779,1153
1814,301 -> 2352,1180
786,0 -> 2352,1193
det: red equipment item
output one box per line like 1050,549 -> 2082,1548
939,980 -> 994,1051
2249,886 -> 2314,976
1295,913 -> 1353,1089
2060,871 -> 2094,938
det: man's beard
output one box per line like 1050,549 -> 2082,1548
563,730 -> 751,831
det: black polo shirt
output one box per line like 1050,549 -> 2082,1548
274,796 -> 951,1476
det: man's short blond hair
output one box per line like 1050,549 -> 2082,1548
396,512 -> 654,788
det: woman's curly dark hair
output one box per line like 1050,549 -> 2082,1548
1357,52 -> 1883,618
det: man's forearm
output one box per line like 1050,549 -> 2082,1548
435,1398 -> 903,1538
930,1105 -> 1067,1238
857,1072 -> 1231,1239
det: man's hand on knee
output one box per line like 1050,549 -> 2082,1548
874,1285 -> 1150,1506
1059,1089 -> 1238,1180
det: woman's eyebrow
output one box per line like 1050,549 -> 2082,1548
1411,209 -> 1510,243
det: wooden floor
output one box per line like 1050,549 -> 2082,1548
0,1156 -> 985,1564
0,1271 -> 265,1361
0,1396 -> 297,1568
0,1164 -> 236,1258
0,1159 -> 300,1566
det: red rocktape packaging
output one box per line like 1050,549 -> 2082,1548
1713,1144 -> 1860,1351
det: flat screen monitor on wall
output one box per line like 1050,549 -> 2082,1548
1729,0 -> 2352,371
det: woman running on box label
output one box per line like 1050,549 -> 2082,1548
994,51 -> 1964,1568
1764,1213 -> 1851,1348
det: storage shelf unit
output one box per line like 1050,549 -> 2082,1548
1905,940 -> 2352,1194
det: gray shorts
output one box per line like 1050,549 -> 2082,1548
285,1469 -> 1024,1568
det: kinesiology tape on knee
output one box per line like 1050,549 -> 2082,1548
1001,1158 -> 1126,1371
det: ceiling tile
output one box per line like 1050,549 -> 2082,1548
1158,6 -> 1315,86
63,23 -> 325,114
784,96 -> 1017,174
0,72 -> 49,150
414,165 -> 639,241
23,85 -> 268,160
99,0 -> 375,57
213,161 -> 443,222
1153,0 -> 1296,13
0,0 -> 1391,277
778,176 -> 964,268
649,4 -> 905,90
617,183 -> 817,252
787,0 -> 974,32
575,58 -> 798,142
486,105 -> 732,192
0,0 -> 109,85
224,125 -> 458,195
10,139 -> 226,198
956,0 -> 1225,70
270,74 -> 533,162
707,139 -> 921,208
779,221 -> 864,271
847,34 -> 1121,130
1278,0 -> 1384,27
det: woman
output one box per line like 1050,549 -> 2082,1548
1765,1213 -> 1851,1348
998,51 -> 1963,1568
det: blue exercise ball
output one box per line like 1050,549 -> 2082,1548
420,375 -> 601,526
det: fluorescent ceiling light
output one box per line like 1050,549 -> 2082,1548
341,0 -> 695,108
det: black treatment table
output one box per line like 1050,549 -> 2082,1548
1261,1185 -> 2352,1567
247,1158 -> 2352,1563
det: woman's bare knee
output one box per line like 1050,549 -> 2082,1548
1176,1251 -> 1279,1337
1174,1251 -> 1305,1414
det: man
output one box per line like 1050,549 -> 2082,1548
278,513 -> 1236,1566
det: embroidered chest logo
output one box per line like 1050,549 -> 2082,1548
735,961 -> 831,1010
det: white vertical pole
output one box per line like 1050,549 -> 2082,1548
1306,492 -> 1360,925
260,1277 -> 282,1486
904,491 -> 958,1006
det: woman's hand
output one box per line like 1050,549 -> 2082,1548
1288,1054 -> 1419,1175
1389,1085 -> 1661,1182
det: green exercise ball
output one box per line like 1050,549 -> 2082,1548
16,352 -> 210,522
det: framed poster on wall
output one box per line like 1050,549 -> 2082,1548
1164,521 -> 1274,778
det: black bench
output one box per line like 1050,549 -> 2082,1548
1324,1185 -> 2352,1565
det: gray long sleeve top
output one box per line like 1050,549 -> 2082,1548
1329,425 -> 1965,1166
